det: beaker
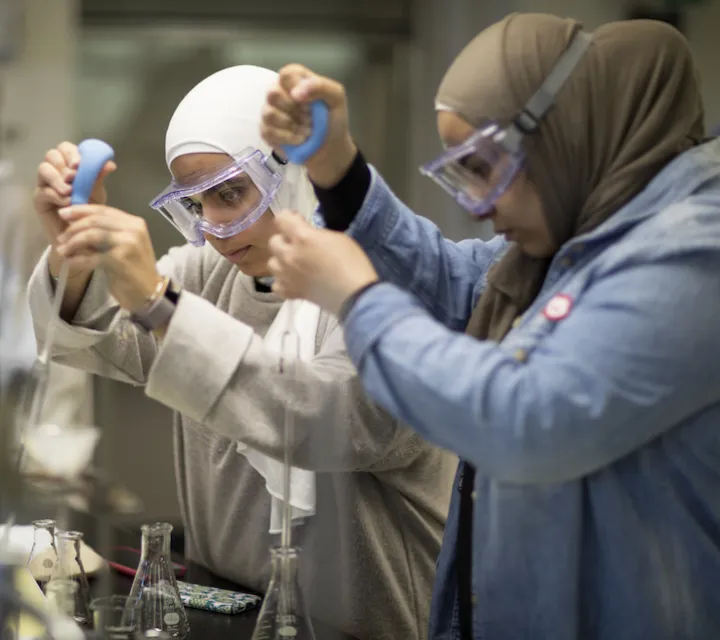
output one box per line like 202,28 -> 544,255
127,523 -> 188,640
90,595 -> 143,640
251,547 -> 316,640
26,519 -> 57,582
45,530 -> 91,626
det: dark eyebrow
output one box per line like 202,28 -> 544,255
226,174 -> 253,185
174,161 -> 238,186
204,175 -> 252,195
175,170 -> 209,187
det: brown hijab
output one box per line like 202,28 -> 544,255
435,13 -> 705,342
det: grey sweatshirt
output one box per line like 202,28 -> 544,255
27,243 -> 457,640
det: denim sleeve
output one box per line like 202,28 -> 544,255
342,247 -> 720,484
341,167 -> 507,331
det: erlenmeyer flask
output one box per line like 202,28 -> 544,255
45,531 -> 91,626
251,547 -> 316,640
127,523 -> 189,640
45,579 -> 78,619
26,519 -> 58,582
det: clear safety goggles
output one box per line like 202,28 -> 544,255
421,29 -> 592,218
421,123 -> 524,217
150,148 -> 283,246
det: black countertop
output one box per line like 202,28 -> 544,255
12,507 -> 352,640
103,552 -> 262,639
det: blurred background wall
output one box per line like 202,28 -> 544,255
4,0 -> 719,526
3,0 -> 93,432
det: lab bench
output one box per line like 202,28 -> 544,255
13,506 -> 355,640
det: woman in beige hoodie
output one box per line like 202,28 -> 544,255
27,65 -> 456,640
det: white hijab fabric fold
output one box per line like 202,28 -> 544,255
165,65 -> 319,533
165,65 -> 317,222
236,300 -> 319,533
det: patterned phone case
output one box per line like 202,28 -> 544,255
176,581 -> 262,615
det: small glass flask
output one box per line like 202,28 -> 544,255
45,530 -> 92,626
251,547 -> 316,640
26,519 -> 58,583
127,523 -> 189,640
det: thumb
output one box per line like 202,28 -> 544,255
94,160 -> 116,188
99,160 -> 117,181
88,160 -> 116,204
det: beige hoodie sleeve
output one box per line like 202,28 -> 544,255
145,291 -> 420,473
26,246 -> 177,385
27,246 -> 421,473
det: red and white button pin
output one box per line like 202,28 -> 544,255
543,294 -> 573,321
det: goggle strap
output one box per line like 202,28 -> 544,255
515,30 -> 593,133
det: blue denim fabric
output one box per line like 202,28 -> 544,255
334,139 -> 720,639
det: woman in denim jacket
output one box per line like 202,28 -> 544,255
262,12 -> 720,640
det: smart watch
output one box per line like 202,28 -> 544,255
130,276 -> 181,332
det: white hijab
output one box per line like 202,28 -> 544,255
165,65 -> 319,534
165,65 -> 317,222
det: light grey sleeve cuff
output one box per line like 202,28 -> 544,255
27,248 -> 117,352
145,291 -> 254,422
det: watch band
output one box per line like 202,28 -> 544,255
130,276 -> 180,332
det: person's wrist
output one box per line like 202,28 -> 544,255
47,249 -> 93,281
130,276 -> 180,333
126,274 -> 166,314
338,278 -> 381,322
306,136 -> 357,189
